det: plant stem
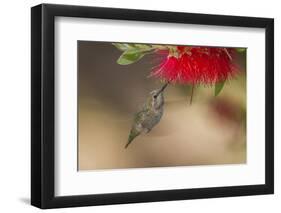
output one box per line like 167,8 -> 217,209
190,84 -> 195,105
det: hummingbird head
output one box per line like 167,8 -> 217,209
149,83 -> 168,109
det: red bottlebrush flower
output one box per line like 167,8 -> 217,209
151,46 -> 238,85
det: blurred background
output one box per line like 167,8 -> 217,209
78,41 -> 246,171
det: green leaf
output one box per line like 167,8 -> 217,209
151,44 -> 168,50
113,43 -> 154,52
214,81 -> 226,96
117,50 -> 145,65
133,44 -> 152,50
113,43 -> 156,65
112,43 -> 136,51
236,48 -> 246,53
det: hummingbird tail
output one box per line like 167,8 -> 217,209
125,131 -> 140,149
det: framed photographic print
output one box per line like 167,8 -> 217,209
31,3 -> 274,209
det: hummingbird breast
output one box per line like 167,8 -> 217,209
141,106 -> 164,133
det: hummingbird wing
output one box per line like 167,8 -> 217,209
125,109 -> 148,149
125,128 -> 140,149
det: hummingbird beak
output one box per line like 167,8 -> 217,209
155,82 -> 169,96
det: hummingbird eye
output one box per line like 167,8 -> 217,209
153,95 -> 157,99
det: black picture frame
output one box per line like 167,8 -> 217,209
31,3 -> 274,209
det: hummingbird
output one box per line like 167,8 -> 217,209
125,83 -> 169,148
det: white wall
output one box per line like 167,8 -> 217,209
0,0 -> 279,212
